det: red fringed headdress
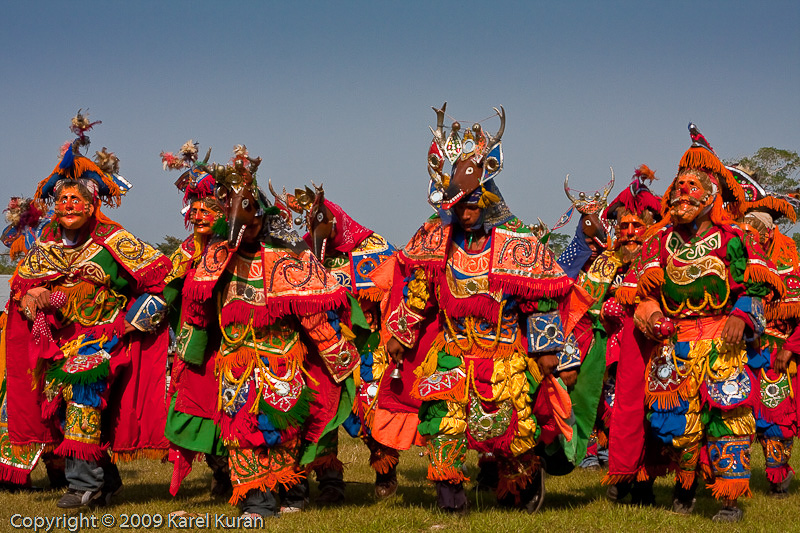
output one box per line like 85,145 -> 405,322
660,123 -> 747,219
604,164 -> 662,222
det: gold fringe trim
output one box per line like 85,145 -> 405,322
112,448 -> 168,463
215,341 -> 306,381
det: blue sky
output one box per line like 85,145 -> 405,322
2,1 -> 798,245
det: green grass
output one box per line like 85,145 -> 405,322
1,431 -> 799,532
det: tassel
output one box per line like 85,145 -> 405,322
111,448 -> 169,463
675,469 -> 696,490
744,265 -> 785,298
615,286 -> 638,306
229,470 -> 306,505
637,268 -> 665,296
707,477 -> 752,500
765,464 -> 794,485
426,464 -> 469,484
601,473 -> 636,486
305,453 -> 344,474
369,448 -> 399,474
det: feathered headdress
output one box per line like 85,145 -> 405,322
604,164 -> 662,223
2,197 -> 46,260
161,140 -> 216,226
34,111 -> 124,207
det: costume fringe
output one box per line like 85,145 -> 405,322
744,264 -> 785,298
596,430 -> 608,448
213,291 -> 348,327
601,472 -> 636,486
112,448 -> 169,463
357,287 -> 384,303
766,301 -> 800,321
38,157 -> 123,208
710,195 -> 736,224
47,359 -> 109,387
0,463 -> 31,485
258,386 -> 315,430
306,453 -> 344,474
637,268 -> 664,297
369,448 -> 399,474
9,237 -> 26,261
437,282 -> 502,323
496,469 -> 534,501
680,148 -> 743,205
215,342 -> 306,383
228,470 -> 305,505
645,378 -> 691,410
771,229 -> 799,270
675,469 -> 696,490
54,439 -> 107,462
426,464 -> 469,484
753,390 -> 795,425
11,443 -> 56,457
749,197 -> 797,224
488,274 -> 572,301
411,375 -> 466,403
766,464 -> 794,485
707,477 -> 751,500
615,286 -> 638,306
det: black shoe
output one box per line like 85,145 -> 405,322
630,480 -> 656,506
770,471 -> 793,499
671,480 -> 697,515
475,460 -> 499,492
712,506 -> 743,522
57,489 -> 101,509
436,481 -> 467,514
606,482 -> 631,503
523,467 -> 545,514
375,468 -> 398,499
315,485 -> 345,506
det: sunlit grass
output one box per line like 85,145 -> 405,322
1,429 -> 799,532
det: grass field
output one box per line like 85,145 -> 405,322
2,430 -> 799,532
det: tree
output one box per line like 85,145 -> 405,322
725,147 -> 800,195
154,235 -> 183,257
546,232 -> 571,256
0,254 -> 16,275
